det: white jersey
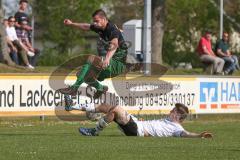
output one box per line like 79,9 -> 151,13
6,26 -> 18,41
135,117 -> 185,137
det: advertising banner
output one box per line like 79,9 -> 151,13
0,74 -> 239,116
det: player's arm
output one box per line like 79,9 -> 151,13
102,38 -> 118,68
64,19 -> 90,31
180,130 -> 213,138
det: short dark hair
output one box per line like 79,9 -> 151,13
8,16 -> 15,21
205,29 -> 212,34
92,9 -> 107,18
223,31 -> 229,35
175,103 -> 189,120
19,0 -> 28,4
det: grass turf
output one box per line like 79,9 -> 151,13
1,63 -> 240,76
0,116 -> 240,160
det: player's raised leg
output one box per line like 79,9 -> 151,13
58,55 -> 108,98
79,104 -> 130,136
57,63 -> 92,96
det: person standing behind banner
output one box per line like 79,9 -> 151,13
14,0 -> 32,41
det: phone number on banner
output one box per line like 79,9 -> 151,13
145,93 -> 195,106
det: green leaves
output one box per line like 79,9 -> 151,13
34,0 -> 106,55
163,0 -> 236,66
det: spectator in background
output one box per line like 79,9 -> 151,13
215,32 -> 240,75
15,0 -> 32,42
3,18 -> 19,65
16,20 -> 40,67
5,16 -> 34,69
14,0 -> 32,31
197,30 -> 225,75
3,18 -> 8,27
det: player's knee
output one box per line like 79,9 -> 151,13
101,104 -> 118,115
87,55 -> 102,67
87,55 -> 95,63
95,104 -> 116,113
108,106 -> 121,117
104,112 -> 115,123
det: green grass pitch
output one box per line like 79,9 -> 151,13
0,115 -> 240,160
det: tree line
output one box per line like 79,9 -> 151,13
1,0 -> 240,67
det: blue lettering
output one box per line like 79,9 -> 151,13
229,83 -> 237,101
239,83 -> 240,101
221,82 -> 228,101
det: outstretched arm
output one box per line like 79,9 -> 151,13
181,130 -> 213,138
64,19 -> 90,31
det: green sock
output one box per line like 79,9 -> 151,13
89,81 -> 104,91
71,63 -> 91,89
84,65 -> 104,91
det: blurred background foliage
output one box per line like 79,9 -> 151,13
27,0 -> 240,66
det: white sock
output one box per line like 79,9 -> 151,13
84,103 -> 96,112
95,117 -> 109,132
71,103 -> 95,112
70,104 -> 83,110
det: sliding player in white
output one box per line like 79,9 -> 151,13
64,96 -> 213,138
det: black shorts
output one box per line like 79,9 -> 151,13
116,117 -> 138,136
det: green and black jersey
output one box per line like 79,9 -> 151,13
90,22 -> 127,62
